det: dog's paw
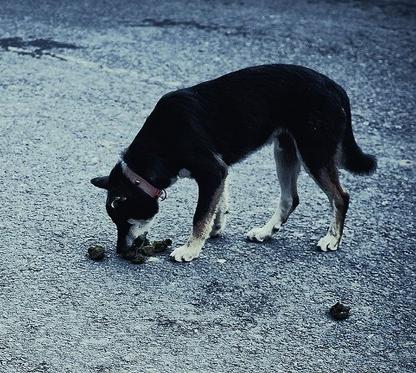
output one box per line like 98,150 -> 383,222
209,223 -> 224,238
317,233 -> 340,251
170,244 -> 201,262
246,226 -> 272,242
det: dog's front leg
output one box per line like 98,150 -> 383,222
170,168 -> 227,262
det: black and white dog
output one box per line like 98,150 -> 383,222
91,64 -> 376,262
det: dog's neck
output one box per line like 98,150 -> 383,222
122,144 -> 177,190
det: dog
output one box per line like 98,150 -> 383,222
91,64 -> 376,262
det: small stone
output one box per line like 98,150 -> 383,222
329,301 -> 351,320
398,159 -> 413,167
88,245 -> 105,261
147,257 -> 160,263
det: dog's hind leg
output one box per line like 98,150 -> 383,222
303,160 -> 350,251
288,99 -> 350,250
247,133 -> 300,242
210,177 -> 229,238
314,165 -> 349,251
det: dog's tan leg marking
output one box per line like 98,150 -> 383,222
210,177 -> 229,237
171,179 -> 226,262
247,134 -> 300,242
314,165 -> 349,251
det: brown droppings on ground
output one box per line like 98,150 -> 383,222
329,302 -> 351,321
119,233 -> 172,264
87,245 -> 106,261
140,239 -> 172,256
130,253 -> 146,264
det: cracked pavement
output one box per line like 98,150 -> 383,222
0,1 -> 415,372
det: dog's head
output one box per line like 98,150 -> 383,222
91,163 -> 159,253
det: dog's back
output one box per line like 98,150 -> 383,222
151,64 -> 374,175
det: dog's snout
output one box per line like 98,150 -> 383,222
115,222 -> 131,254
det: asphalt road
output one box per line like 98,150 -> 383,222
1,1 -> 415,372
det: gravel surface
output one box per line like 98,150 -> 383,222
1,1 -> 415,372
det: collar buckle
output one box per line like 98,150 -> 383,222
121,161 -> 167,201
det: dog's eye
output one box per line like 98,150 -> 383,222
110,196 -> 127,209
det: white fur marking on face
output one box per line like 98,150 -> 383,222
126,218 -> 152,247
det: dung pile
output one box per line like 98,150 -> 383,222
122,233 -> 172,265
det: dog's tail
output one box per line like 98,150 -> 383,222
341,94 -> 377,176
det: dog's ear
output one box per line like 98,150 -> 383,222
90,176 -> 110,190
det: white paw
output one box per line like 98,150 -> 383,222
317,233 -> 340,251
170,244 -> 201,262
246,226 -> 272,242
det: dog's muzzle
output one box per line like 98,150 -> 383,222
116,221 -> 132,254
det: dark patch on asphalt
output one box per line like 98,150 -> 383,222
138,18 -> 220,32
0,37 -> 80,59
307,0 -> 416,17
0,37 -> 79,50
120,18 -> 252,37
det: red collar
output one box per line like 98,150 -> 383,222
120,161 -> 166,200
